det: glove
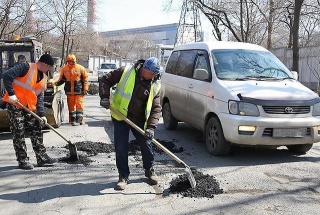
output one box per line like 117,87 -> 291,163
144,128 -> 154,141
83,91 -> 88,95
9,95 -> 18,103
40,116 -> 47,125
100,98 -> 110,109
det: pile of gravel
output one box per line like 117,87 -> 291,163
169,170 -> 223,198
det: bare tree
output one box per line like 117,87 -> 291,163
0,0 -> 31,39
35,0 -> 87,66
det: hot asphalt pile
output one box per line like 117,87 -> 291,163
58,140 -> 223,198
169,170 -> 224,198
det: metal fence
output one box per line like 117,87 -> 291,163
272,46 -> 320,91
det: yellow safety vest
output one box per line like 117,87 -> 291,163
111,65 -> 161,129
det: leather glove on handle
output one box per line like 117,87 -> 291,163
40,116 -> 47,126
100,98 -> 110,109
144,128 -> 154,140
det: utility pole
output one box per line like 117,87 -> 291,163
174,0 -> 202,47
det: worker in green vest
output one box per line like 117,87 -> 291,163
99,57 -> 161,190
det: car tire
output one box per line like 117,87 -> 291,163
286,144 -> 313,154
162,102 -> 178,130
205,117 -> 230,156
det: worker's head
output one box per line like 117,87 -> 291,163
66,54 -> 76,67
38,53 -> 54,73
141,57 -> 160,80
17,55 -> 26,63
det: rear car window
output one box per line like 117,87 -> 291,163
165,50 -> 197,78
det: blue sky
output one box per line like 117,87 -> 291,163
97,0 -> 181,31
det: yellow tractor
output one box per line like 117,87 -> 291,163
0,37 -> 64,132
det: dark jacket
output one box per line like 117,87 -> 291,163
2,62 -> 45,117
99,61 -> 161,129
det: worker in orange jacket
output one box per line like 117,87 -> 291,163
55,54 -> 88,126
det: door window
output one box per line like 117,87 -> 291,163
193,51 -> 211,81
175,50 -> 197,78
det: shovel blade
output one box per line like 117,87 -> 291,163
68,142 -> 79,161
185,166 -> 197,188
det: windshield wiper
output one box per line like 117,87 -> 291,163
279,77 -> 295,80
236,75 -> 277,81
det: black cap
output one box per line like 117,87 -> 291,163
39,54 -> 54,66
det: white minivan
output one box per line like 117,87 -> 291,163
160,41 -> 320,155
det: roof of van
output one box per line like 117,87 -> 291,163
173,41 -> 268,52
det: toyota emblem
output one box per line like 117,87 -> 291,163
284,107 -> 293,113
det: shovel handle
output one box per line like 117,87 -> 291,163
110,106 -> 188,167
16,101 -> 70,143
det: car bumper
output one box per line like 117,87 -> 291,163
219,113 -> 320,145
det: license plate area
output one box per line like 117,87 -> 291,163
273,128 -> 307,138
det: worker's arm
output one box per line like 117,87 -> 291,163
81,66 -> 89,91
55,67 -> 66,86
3,62 -> 29,96
146,89 -> 162,129
99,66 -> 124,99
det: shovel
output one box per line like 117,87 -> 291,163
16,101 -> 79,161
110,106 -> 197,188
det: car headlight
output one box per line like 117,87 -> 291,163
228,100 -> 260,116
312,102 -> 320,116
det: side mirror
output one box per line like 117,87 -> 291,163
193,68 -> 209,81
291,71 -> 298,80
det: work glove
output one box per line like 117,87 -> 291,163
83,91 -> 88,95
40,116 -> 48,126
9,95 -> 18,103
100,98 -> 110,109
144,128 -> 154,141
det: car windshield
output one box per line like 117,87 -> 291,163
212,49 -> 293,80
101,64 -> 117,69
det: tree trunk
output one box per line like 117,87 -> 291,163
267,0 -> 274,50
292,0 -> 304,73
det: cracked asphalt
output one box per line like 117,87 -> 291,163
1,93 -> 320,215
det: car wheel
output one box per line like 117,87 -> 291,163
205,117 -> 230,156
286,144 -> 313,154
162,102 -> 178,130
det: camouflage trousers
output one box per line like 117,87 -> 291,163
6,104 -> 47,163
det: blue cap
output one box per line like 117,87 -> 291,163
143,57 -> 160,74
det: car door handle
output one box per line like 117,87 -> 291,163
188,84 -> 194,89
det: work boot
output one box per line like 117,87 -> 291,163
145,168 -> 158,185
18,159 -> 34,170
77,116 -> 84,125
116,175 -> 128,190
71,121 -> 80,126
37,154 -> 57,167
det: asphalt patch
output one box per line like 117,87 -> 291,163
59,139 -> 183,166
169,170 -> 223,198
73,141 -> 114,155
129,139 -> 183,155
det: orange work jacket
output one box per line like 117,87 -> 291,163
57,64 -> 88,95
3,63 -> 47,111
